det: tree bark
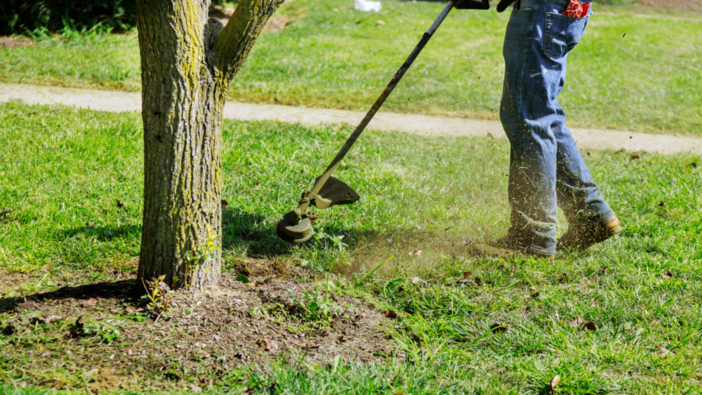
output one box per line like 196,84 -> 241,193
136,0 -> 283,289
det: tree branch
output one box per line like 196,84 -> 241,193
213,0 -> 284,84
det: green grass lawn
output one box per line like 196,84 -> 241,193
2,102 -> 702,393
1,0 -> 701,136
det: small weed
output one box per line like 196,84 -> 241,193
184,225 -> 221,287
288,289 -> 343,323
141,275 -> 172,315
78,319 -> 125,343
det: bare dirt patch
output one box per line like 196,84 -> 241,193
0,36 -> 36,49
0,271 -> 395,391
639,0 -> 702,14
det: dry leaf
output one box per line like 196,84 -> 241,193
260,338 -> 279,352
582,321 -> 597,331
630,154 -> 641,160
658,201 -> 665,207
81,298 -> 98,307
376,20 -> 385,25
46,315 -> 62,324
0,209 -> 13,215
490,322 -> 512,333
655,346 -> 670,355
531,291 -> 540,298
411,277 -> 428,286
462,238 -> 473,245
457,255 -> 466,260
463,271 -> 472,279
307,212 -> 319,222
661,270 -> 673,278
116,199 -> 124,208
550,375 -> 561,390
599,266 -> 608,274
221,199 -> 229,207
409,249 -> 422,257
570,317 -> 584,328
384,310 -> 398,319
474,277 -> 483,286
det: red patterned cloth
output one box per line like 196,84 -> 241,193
563,0 -> 590,17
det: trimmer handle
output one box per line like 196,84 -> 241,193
452,0 -> 490,10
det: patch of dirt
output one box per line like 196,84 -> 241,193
0,36 -> 36,49
209,6 -> 291,33
638,0 -> 702,14
0,271 -> 396,391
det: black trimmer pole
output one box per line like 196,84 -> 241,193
277,0 -> 490,243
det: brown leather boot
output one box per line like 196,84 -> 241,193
558,215 -> 622,251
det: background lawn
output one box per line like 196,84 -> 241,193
1,102 -> 701,393
1,0 -> 701,136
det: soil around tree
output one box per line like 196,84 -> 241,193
0,268 -> 399,392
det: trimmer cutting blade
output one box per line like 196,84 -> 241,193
276,0 -> 490,243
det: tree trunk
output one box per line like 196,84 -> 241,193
136,0 -> 283,289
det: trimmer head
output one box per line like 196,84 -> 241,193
276,211 -> 313,243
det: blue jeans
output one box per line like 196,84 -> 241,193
500,0 -> 613,255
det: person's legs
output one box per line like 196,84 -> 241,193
500,0 -> 613,255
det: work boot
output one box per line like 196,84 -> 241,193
558,215 -> 622,251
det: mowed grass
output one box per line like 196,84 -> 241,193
1,102 -> 702,393
1,0 -> 701,135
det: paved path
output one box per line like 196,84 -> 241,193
2,83 -> 701,155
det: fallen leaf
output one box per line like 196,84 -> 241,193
550,375 -> 561,390
631,154 -> 641,160
462,238 -> 473,245
490,322 -> 512,333
260,338 -> 279,352
300,169 -> 307,173
384,310 -> 398,319
86,222 -> 95,228
376,20 -> 385,25
569,317 -> 584,328
116,199 -> 124,208
0,209 -> 12,215
463,271 -> 472,279
474,277 -> 483,286
221,199 -> 229,207
658,201 -> 665,207
661,270 -> 673,278
655,346 -> 670,355
46,315 -> 62,324
409,249 -> 422,257
444,227 -> 451,231
456,255 -> 466,260
307,212 -> 319,222
582,321 -> 597,331
531,291 -> 540,298
599,266 -> 608,274
411,277 -> 428,286
622,33 -> 627,38
81,298 -> 98,307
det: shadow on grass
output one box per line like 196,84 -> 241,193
0,279 -> 135,315
61,223 -> 142,242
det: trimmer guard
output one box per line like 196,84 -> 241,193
312,176 -> 360,209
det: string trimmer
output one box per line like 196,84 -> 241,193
277,0 -> 490,243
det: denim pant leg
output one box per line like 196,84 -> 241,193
500,0 -> 612,255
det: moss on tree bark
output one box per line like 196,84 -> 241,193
136,0 -> 283,289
